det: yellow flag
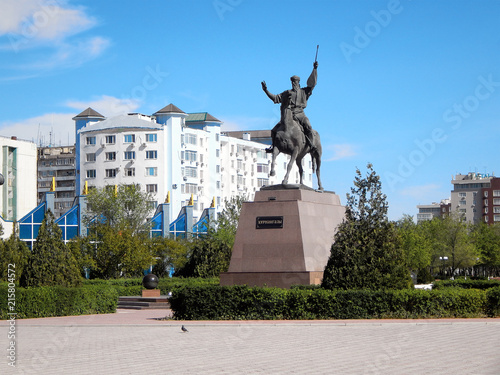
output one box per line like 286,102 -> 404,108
83,180 -> 88,195
188,194 -> 194,206
50,177 -> 56,192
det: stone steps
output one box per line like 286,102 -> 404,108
117,296 -> 170,310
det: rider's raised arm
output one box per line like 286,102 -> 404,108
261,80 -> 279,103
306,61 -> 318,89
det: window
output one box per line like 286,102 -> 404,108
184,133 -> 197,145
257,163 -> 269,173
106,152 -> 116,161
494,207 -> 500,214
146,133 -> 157,142
124,134 -> 135,143
459,192 -> 466,197
106,169 -> 117,178
184,167 -> 197,178
237,160 -> 243,170
216,149 -> 220,157
216,165 -> 220,173
125,168 -> 135,177
146,184 -> 158,193
147,201 -> 158,210
257,178 -> 269,187
86,136 -> 96,145
495,215 -> 500,222
124,151 -> 135,160
105,135 -> 116,144
146,167 -> 157,176
182,183 -> 197,194
184,150 -> 197,162
494,190 -> 500,197
86,170 -> 96,178
86,153 -> 96,162
494,198 -> 500,205
146,150 -> 158,159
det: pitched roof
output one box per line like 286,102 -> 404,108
186,112 -> 221,123
153,103 -> 185,115
72,107 -> 105,120
78,114 -> 162,133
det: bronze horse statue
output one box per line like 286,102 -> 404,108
269,105 -> 323,190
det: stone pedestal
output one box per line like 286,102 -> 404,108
220,185 -> 345,288
142,289 -> 161,298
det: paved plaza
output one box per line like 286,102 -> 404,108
1,309 -> 499,374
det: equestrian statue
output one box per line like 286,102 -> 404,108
261,53 -> 323,190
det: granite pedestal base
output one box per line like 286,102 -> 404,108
220,185 -> 345,289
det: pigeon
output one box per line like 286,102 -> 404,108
181,325 -> 188,333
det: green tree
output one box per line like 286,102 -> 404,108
20,210 -> 82,287
322,164 -> 411,290
426,215 -> 479,277
0,222 -> 30,281
471,221 -> 500,276
85,184 -> 154,233
150,236 -> 189,277
176,195 -> 245,278
83,225 -> 155,279
395,215 -> 433,282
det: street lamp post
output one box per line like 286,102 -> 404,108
439,256 -> 448,278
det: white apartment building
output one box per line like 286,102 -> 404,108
0,136 -> 37,237
75,104 -> 311,221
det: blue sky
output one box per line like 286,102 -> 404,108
1,0 -> 500,221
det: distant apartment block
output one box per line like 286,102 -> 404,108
417,172 -> 500,224
0,136 -> 37,236
416,199 -> 451,223
37,145 -> 76,217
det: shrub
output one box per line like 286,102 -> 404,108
169,285 -> 494,320
0,284 -> 118,319
432,279 -> 500,290
486,286 -> 500,317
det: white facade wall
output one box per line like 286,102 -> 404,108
77,110 -> 313,221
0,136 -> 37,238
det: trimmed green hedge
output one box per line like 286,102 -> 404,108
432,279 -> 500,290
169,285 -> 499,320
0,285 -> 118,319
83,277 -> 219,297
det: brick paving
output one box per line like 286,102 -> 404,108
1,309 -> 499,374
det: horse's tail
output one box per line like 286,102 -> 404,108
311,154 -> 317,173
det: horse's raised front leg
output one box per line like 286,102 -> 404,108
269,146 -> 279,177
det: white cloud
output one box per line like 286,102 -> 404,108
0,112 -> 74,146
0,96 -> 140,146
19,36 -> 111,71
0,1 -> 109,79
0,0 -> 95,43
65,95 -> 140,117
324,143 -> 357,161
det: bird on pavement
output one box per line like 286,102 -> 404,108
181,325 -> 188,333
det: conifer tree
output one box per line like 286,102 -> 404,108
322,164 -> 411,290
20,210 -> 82,287
0,222 -> 30,281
